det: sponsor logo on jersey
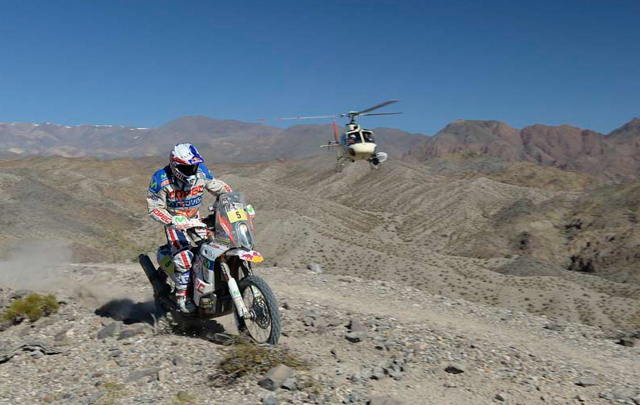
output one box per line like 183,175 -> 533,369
173,215 -> 188,224
167,195 -> 202,208
152,209 -> 172,223
167,185 -> 204,200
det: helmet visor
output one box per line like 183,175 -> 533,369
176,164 -> 199,176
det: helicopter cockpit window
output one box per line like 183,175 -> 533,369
347,132 -> 362,144
362,131 -> 375,143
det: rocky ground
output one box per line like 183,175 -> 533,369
1,263 -> 638,405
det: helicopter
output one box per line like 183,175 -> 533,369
275,100 -> 402,172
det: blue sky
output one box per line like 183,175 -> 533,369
0,0 -> 638,135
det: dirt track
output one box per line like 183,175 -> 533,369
1,263 -> 638,404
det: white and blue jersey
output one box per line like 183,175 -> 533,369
146,163 -> 232,225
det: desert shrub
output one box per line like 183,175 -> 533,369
296,374 -> 323,395
1,293 -> 59,322
96,381 -> 125,405
170,391 -> 198,405
211,338 -> 308,385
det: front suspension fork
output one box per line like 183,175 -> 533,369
219,258 -> 250,319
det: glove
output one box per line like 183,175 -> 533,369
171,216 -> 206,230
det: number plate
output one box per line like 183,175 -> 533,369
226,209 -> 247,223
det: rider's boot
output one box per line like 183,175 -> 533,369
175,288 -> 196,313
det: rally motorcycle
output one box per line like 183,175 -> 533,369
138,192 -> 281,345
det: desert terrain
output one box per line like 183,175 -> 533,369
1,126 -> 640,404
2,0 -> 638,402
0,263 -> 639,404
1,152 -> 639,328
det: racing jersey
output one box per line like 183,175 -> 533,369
146,163 -> 232,225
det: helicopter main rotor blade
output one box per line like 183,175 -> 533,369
356,99 -> 399,115
359,112 -> 403,117
275,115 -> 337,121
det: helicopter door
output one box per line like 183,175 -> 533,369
346,131 -> 360,157
362,131 -> 375,143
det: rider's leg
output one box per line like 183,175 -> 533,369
165,227 -> 196,313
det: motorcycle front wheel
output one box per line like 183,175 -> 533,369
234,275 -> 281,345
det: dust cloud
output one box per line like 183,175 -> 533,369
0,239 -> 72,291
0,240 -> 148,319
0,239 -> 113,308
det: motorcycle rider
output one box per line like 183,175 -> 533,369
146,143 -> 232,313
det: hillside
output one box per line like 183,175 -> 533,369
408,118 -> 640,178
1,155 -> 639,332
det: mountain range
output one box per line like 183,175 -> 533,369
3,115 -> 640,178
408,118 -> 640,179
0,116 -> 426,162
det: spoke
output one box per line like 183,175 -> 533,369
242,285 -> 271,343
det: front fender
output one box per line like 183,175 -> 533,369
226,248 -> 264,263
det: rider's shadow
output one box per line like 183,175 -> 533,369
169,314 -> 232,345
95,298 -> 232,344
95,298 -> 156,325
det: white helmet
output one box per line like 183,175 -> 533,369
170,143 -> 204,187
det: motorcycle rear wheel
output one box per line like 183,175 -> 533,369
235,275 -> 281,345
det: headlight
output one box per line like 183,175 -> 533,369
238,223 -> 253,249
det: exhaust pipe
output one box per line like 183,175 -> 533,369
138,254 -> 165,297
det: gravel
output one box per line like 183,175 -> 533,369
1,265 -> 639,404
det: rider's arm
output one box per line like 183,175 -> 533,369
147,178 -> 172,225
205,178 -> 232,197
200,163 -> 232,197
